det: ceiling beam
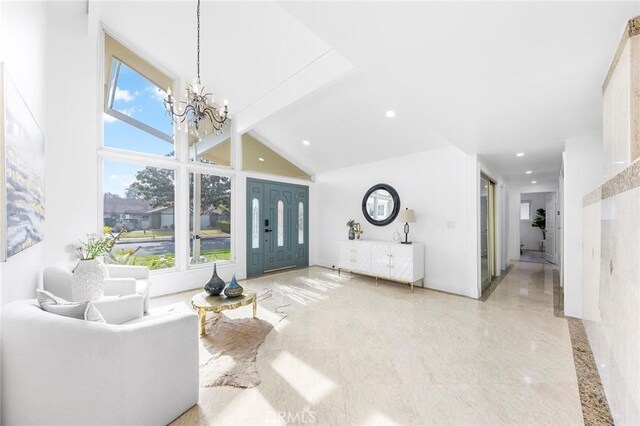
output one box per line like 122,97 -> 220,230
234,49 -> 354,134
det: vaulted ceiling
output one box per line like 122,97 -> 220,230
97,1 -> 639,188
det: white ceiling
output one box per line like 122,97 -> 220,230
249,1 -> 639,187
98,1 -> 639,188
97,1 -> 333,113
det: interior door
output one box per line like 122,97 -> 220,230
545,193 -> 556,263
247,178 -> 309,277
480,176 -> 490,290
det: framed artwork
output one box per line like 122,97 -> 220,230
0,63 -> 45,261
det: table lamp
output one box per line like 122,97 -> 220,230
397,208 -> 416,244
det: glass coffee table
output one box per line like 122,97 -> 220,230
191,289 -> 257,336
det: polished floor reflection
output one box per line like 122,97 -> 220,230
519,249 -> 549,264
156,262 -> 583,425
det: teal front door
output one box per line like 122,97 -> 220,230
247,178 -> 309,277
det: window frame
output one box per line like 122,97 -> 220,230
105,58 -> 174,145
98,28 -> 236,275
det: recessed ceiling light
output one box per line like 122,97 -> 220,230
516,153 -> 525,157
258,157 -> 265,162
531,181 -> 537,184
525,170 -> 532,174
385,110 -> 395,118
302,140 -> 310,146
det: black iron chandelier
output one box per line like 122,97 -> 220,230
164,0 -> 229,138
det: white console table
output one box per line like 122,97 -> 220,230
338,240 -> 425,291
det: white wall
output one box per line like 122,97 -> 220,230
0,0 -> 49,416
0,1 -> 49,304
314,145 -> 480,298
520,192 -> 547,250
46,2 -> 99,269
507,188 -> 521,262
563,136 -> 603,318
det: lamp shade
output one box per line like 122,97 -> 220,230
397,208 -> 416,223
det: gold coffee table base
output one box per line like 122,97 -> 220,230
191,289 -> 257,336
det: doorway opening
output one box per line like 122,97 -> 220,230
519,191 -> 556,264
480,174 -> 496,292
246,178 -> 309,277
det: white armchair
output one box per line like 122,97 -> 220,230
44,262 -> 152,313
1,299 -> 199,425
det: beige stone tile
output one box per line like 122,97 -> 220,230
159,262 -> 584,426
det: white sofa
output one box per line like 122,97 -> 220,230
44,262 -> 152,313
1,299 -> 199,425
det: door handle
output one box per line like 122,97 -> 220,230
265,229 -> 273,233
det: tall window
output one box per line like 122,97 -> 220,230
100,33 -> 232,271
103,161 -> 175,270
189,172 -> 231,264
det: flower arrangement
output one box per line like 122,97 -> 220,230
75,233 -> 112,260
346,219 -> 358,231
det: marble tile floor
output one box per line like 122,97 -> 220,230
519,250 -> 550,264
155,262 -> 584,425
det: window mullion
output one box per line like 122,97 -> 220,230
174,162 -> 189,272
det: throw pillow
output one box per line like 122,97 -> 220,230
37,290 -> 106,323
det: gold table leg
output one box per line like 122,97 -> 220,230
252,296 -> 257,318
411,281 -> 414,293
198,308 -> 206,336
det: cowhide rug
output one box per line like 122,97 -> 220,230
199,290 -> 289,388
199,315 -> 272,388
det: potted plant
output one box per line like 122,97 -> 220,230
71,233 -> 111,302
346,219 -> 358,240
531,208 -> 546,241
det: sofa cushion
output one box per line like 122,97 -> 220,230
37,290 -> 105,323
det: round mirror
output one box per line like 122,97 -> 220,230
362,184 -> 401,226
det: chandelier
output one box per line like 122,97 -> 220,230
164,0 -> 229,138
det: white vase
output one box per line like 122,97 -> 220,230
71,259 -> 107,302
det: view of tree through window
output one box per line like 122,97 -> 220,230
102,34 -> 232,270
189,172 -> 231,264
103,161 -> 175,270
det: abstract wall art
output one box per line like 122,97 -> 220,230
0,63 -> 45,261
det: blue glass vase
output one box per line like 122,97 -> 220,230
204,263 -> 225,296
224,274 -> 244,298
